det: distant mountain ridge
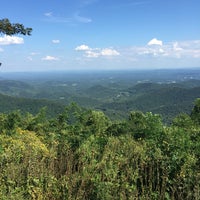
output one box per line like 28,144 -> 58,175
1,70 -> 200,123
101,83 -> 200,122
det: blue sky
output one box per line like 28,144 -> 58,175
0,0 -> 200,71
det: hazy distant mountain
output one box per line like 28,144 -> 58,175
101,84 -> 200,123
1,70 -> 200,123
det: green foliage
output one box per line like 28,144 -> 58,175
0,18 -> 32,35
172,113 -> 194,128
0,102 -> 200,199
191,98 -> 200,124
128,111 -> 164,141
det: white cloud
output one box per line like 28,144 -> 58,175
101,48 -> 120,56
44,12 -> 53,17
76,45 -> 120,58
75,39 -> 200,68
0,35 -> 24,45
148,38 -> 163,46
0,47 -> 4,52
74,12 -> 92,23
85,50 -> 100,58
52,39 -> 60,44
193,51 -> 200,58
27,52 -> 40,61
75,44 -> 91,51
42,56 -> 59,61
123,39 -> 200,61
173,42 -> 183,51
159,48 -> 164,53
165,40 -> 200,58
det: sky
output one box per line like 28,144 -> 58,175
0,0 -> 200,72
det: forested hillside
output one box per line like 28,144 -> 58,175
1,70 -> 200,123
101,84 -> 200,122
0,100 -> 200,199
0,93 -> 65,118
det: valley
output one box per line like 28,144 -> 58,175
1,68 -> 200,123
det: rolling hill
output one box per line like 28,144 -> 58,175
0,93 -> 65,118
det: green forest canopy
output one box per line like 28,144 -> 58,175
0,99 -> 200,199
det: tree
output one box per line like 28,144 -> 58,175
128,111 -> 163,140
0,18 -> 32,36
191,98 -> 200,124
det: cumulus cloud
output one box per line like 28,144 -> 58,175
73,39 -> 200,69
74,39 -> 200,68
52,39 -> 60,44
124,39 -> 200,61
75,44 -> 91,51
101,48 -> 120,56
0,35 -> 24,45
85,50 -> 100,58
148,38 -> 163,46
75,44 -> 120,58
42,56 -> 59,61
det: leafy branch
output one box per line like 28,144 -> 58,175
0,18 -> 32,36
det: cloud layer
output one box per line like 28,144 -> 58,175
2,35 -> 200,70
141,39 -> 200,58
72,39 -> 200,69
